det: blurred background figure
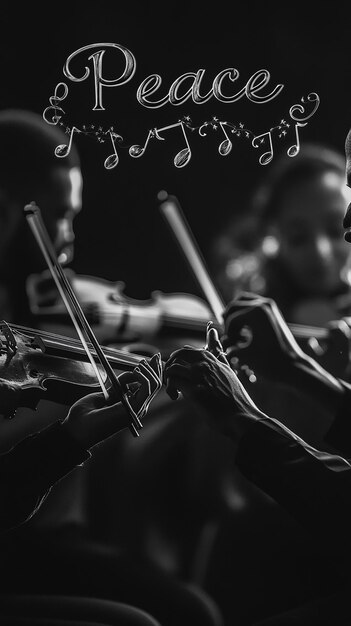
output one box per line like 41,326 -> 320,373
211,143 -> 351,328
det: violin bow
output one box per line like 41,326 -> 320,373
157,191 -> 258,383
24,202 -> 142,437
157,191 -> 225,326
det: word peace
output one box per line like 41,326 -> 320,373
63,42 -> 284,111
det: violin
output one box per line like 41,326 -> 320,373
25,270 -> 351,377
26,272 -> 335,340
26,271 -> 215,349
23,196 -> 351,384
0,320 -> 151,419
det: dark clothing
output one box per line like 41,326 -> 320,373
237,415 -> 351,556
0,421 -> 90,531
0,407 -> 223,626
236,380 -> 351,551
233,385 -> 351,624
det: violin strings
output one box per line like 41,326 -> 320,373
11,322 -> 146,366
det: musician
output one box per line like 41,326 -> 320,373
164,321 -> 351,625
221,292 -> 351,444
158,130 -> 351,624
211,142 -> 351,328
0,355 -> 162,531
0,108 -> 223,626
0,108 -> 83,325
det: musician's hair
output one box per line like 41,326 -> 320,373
0,108 -> 80,199
250,142 -> 346,228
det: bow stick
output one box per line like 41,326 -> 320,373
157,191 -> 225,325
24,201 -> 142,437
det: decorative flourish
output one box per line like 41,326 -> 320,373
43,92 -> 320,169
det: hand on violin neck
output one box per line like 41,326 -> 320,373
164,342 -> 263,443
222,292 -> 313,376
222,292 -> 344,410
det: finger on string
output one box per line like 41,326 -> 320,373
142,357 -> 162,382
131,364 -> 162,415
148,353 -> 163,379
138,360 -> 162,391
155,352 -> 163,380
130,368 -> 153,417
137,363 -> 157,397
206,326 -> 222,353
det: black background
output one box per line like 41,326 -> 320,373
3,2 -> 351,301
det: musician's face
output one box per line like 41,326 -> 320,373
273,171 -> 350,296
31,166 -> 83,267
343,129 -> 351,244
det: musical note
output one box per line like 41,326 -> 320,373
129,122 -> 191,168
104,130 -> 122,169
129,129 -> 156,158
252,131 -> 273,165
289,92 -> 320,122
43,82 -> 69,125
287,121 -> 308,157
171,123 -> 191,168
54,126 -> 80,158
218,122 -> 232,156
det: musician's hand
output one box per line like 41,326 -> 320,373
164,329 -> 262,441
61,353 -> 163,449
221,292 -> 309,379
118,353 -> 163,422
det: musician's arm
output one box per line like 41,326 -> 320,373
0,421 -> 90,532
236,413 -> 351,556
